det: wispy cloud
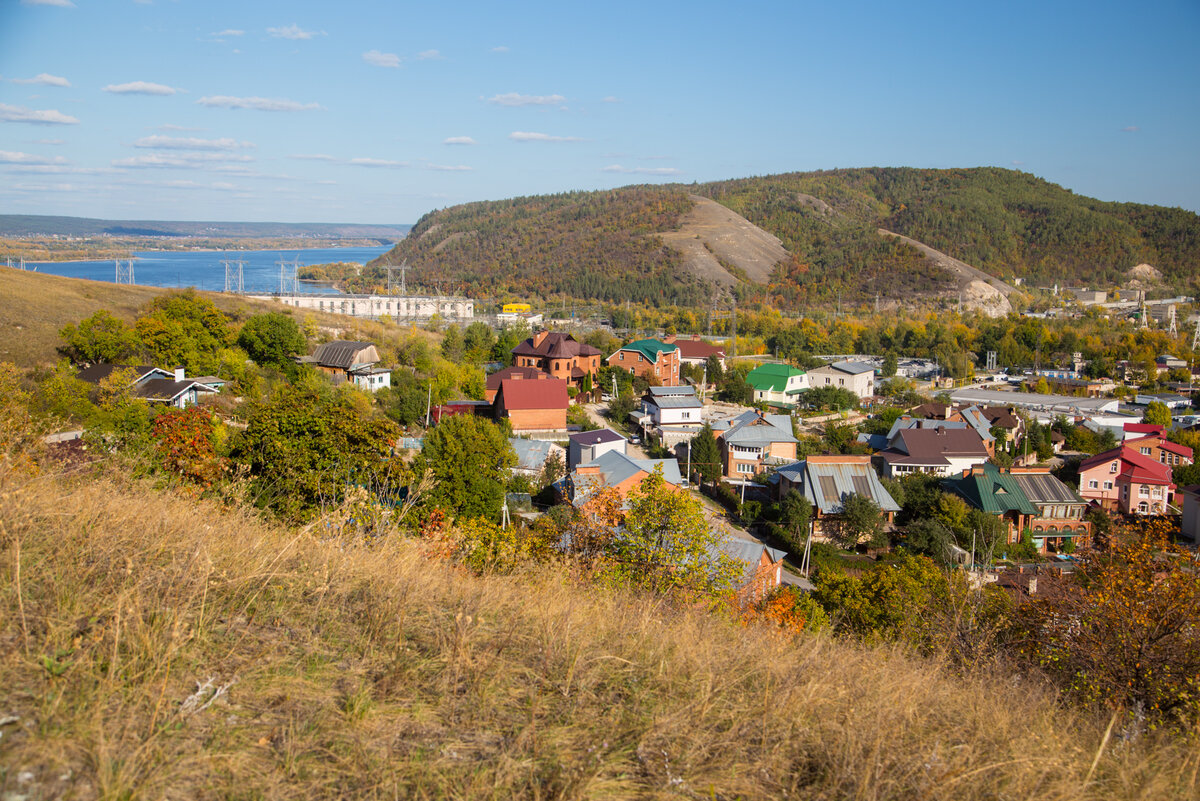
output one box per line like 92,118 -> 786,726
0,103 -> 79,125
112,152 -> 254,168
33,138 -> 65,145
1121,125 -> 1139,133
601,96 -> 620,103
197,95 -> 321,112
0,150 -> 68,165
443,136 -> 477,146
134,135 -> 254,151
415,50 -> 441,60
488,93 -> 565,107
425,163 -> 471,172
509,131 -> 583,143
1011,160 -> 1026,166
213,29 -> 244,37
348,157 -> 408,168
267,23 -> 321,40
11,73 -> 70,87
490,46 -> 509,53
21,0 -> 75,7
602,165 -> 682,176
103,81 -> 181,96
363,50 -> 401,68
289,153 -> 338,161
5,164 -> 115,175
158,124 -> 203,132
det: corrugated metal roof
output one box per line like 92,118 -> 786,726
943,464 -> 1039,515
509,437 -> 553,472
650,395 -> 702,409
723,410 -> 796,446
311,341 -> 377,370
783,460 -> 901,515
571,451 -> 683,505
714,538 -> 787,585
648,385 -> 696,397
1010,472 -> 1085,505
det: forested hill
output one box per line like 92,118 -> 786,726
369,168 -> 1200,310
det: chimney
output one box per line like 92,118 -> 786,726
691,334 -> 701,341
532,330 -> 550,348
174,366 -> 185,382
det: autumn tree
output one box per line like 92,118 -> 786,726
58,310 -> 140,365
151,405 -> 226,489
1143,400 -> 1172,428
135,290 -> 234,375
831,493 -> 886,549
237,312 -> 306,372
417,414 -> 515,521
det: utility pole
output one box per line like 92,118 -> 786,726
685,440 -> 691,486
425,382 -> 432,428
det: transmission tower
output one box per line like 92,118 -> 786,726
276,256 -> 299,295
222,256 -> 245,293
387,260 -> 408,295
1167,305 -> 1177,335
115,258 -> 134,285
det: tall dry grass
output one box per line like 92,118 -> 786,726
1,462 -> 1197,800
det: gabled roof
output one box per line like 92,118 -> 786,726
76,364 -> 170,385
747,363 -> 805,392
777,457 -> 900,515
910,402 -> 951,419
959,406 -> 997,443
610,338 -> 677,362
722,410 -> 797,446
888,427 -> 989,461
311,341 -> 378,370
648,394 -> 702,410
812,360 -> 875,376
647,385 -> 696,397
943,464 -> 1039,516
713,538 -> 787,586
1010,471 -> 1087,505
1078,446 -> 1175,485
667,337 -> 725,361
886,416 -> 968,443
980,406 -> 1021,429
496,377 -> 569,411
569,428 -> 626,446
134,379 -> 218,403
571,450 -> 682,505
1123,433 -> 1193,460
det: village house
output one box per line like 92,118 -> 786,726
711,538 -> 787,605
565,450 -> 684,506
606,339 -> 681,386
713,409 -> 798,480
76,364 -> 219,409
484,365 -> 555,403
775,455 -> 901,543
1180,484 -> 1200,543
873,425 -> 991,478
1121,429 -> 1194,468
508,437 -> 563,477
1077,446 -> 1177,515
304,340 -> 392,392
806,360 -> 876,400
511,331 -> 602,391
1008,468 -> 1092,551
662,334 -> 726,367
635,386 -> 703,446
493,376 -> 569,433
746,363 -> 808,407
942,463 -> 1041,549
567,428 -> 626,471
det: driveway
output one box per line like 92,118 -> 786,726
583,402 -> 649,459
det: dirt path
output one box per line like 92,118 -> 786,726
659,195 -> 788,288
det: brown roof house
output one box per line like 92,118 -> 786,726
304,341 -> 392,392
663,334 -> 726,367
484,365 -> 555,403
874,426 -> 990,479
511,331 -> 602,391
493,376 -> 570,433
77,364 -> 218,409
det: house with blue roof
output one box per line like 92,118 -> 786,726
713,409 -> 797,480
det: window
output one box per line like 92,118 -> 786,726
737,463 -> 755,474
619,353 -> 624,361
839,379 -> 845,386
1152,487 -> 1163,498
1140,447 -> 1151,455
1109,462 -> 1118,473
1139,486 -> 1149,498
1103,481 -> 1113,490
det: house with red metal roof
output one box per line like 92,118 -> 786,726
662,334 -> 726,366
1078,446 -> 1177,515
493,376 -> 569,432
484,365 -> 554,403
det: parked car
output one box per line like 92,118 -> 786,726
600,393 -> 613,402
629,435 -> 641,445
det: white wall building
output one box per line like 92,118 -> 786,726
806,361 -> 876,399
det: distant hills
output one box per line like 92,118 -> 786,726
370,168 -> 1200,312
0,214 -> 410,242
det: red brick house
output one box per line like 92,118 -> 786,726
484,365 -> 554,403
606,339 -> 681,386
493,376 -> 569,432
511,331 -> 602,391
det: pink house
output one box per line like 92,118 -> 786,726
1078,446 -> 1177,515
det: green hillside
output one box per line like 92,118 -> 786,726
368,168 -> 1200,310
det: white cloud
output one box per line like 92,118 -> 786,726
509,131 -> 583,143
1011,160 -> 1026,166
363,50 -> 401,68
5,164 -> 115,175
490,46 -> 509,53
103,81 -> 180,96
21,0 -> 75,6
213,29 -> 244,37
288,153 -> 338,161
197,95 -> 321,112
112,152 -> 254,168
443,136 -> 477,146
425,164 -> 472,171
0,103 -> 79,125
416,50 -> 441,60
602,165 -> 683,176
489,92 -> 565,107
134,135 -> 253,151
268,23 -> 320,40
1122,125 -> 1139,133
348,157 -> 408,168
0,150 -> 68,165
11,73 -> 71,87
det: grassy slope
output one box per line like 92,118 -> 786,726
0,269 -> 402,369
1,464 -> 1195,799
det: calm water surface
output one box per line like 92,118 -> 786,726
25,245 -> 392,295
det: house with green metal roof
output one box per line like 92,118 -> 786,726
606,338 -> 682,386
942,463 -> 1040,549
746,363 -> 808,406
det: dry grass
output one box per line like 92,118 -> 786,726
0,269 -> 430,369
1,463 -> 1197,800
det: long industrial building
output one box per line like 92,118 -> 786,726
948,387 -> 1119,419
244,292 -> 473,320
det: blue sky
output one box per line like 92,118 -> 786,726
1,0 -> 1197,224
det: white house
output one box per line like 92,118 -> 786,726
806,361 -> 875,400
641,386 -> 703,428
746,363 -> 808,406
567,428 -> 627,471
